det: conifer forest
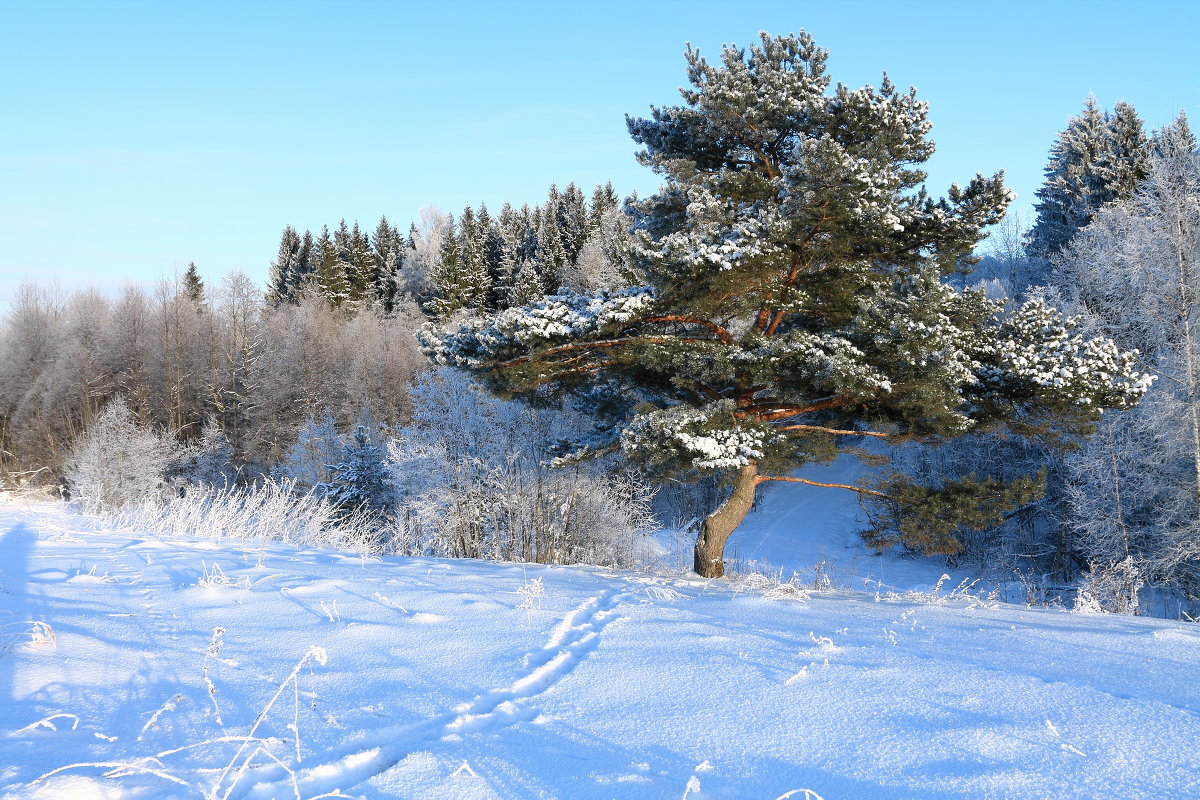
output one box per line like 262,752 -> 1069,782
2,30 -> 1198,617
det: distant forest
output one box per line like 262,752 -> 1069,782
0,179 -> 627,477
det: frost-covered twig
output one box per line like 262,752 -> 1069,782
14,713 -> 78,735
209,646 -> 328,800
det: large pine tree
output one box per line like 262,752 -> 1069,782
423,32 -> 1150,577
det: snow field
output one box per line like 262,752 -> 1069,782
1,499 -> 1198,799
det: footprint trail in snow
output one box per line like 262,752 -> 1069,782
237,590 -> 624,799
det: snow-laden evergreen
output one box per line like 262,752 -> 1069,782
318,424 -> 395,523
422,287 -> 655,366
424,31 -> 1150,577
1026,97 -> 1151,262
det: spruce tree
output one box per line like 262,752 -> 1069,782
509,259 -> 547,306
267,226 -> 303,306
424,32 -> 1151,577
535,197 -> 568,290
296,229 -> 315,297
425,211 -> 493,318
1153,111 -> 1196,156
477,204 -> 506,308
1028,97 -> 1112,261
348,220 -> 375,304
182,262 -> 205,306
1027,97 -> 1150,261
319,424 -> 395,523
458,205 -> 493,308
589,181 -> 620,232
371,215 -> 403,312
314,225 -> 349,306
493,203 -> 523,307
1107,101 -> 1150,200
516,204 -> 539,264
558,181 -> 590,265
333,219 -> 364,304
426,218 -> 468,318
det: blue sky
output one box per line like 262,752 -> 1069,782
1,0 -> 1197,302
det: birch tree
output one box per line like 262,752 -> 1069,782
1057,117 -> 1200,589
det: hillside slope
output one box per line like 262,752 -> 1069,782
1,498 -> 1198,799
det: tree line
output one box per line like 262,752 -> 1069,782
0,178 -> 636,483
264,181 -> 631,317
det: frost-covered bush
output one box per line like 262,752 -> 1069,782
1074,557 -> 1144,615
169,417 -> 237,489
271,410 -> 343,493
63,397 -> 177,512
100,480 -> 377,552
387,368 -> 657,567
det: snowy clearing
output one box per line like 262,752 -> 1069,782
1,497 -> 1198,799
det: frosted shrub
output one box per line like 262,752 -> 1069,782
169,416 -> 237,489
390,445 -> 658,568
271,409 -> 343,493
471,463 -> 656,566
387,368 -> 658,567
100,480 -> 377,552
63,397 -> 177,512
1074,556 -> 1144,615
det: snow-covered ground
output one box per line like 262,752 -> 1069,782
2,495 -> 1199,799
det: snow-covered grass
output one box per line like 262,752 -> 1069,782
1,496 -> 1199,799
98,481 -> 380,555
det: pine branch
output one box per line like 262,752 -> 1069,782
640,316 -> 735,344
738,397 -> 851,421
775,424 -> 893,439
756,474 -> 889,498
498,335 -> 724,368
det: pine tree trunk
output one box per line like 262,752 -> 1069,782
693,463 -> 758,578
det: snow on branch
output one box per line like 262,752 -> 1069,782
621,401 -> 772,472
420,287 -> 656,368
981,297 -> 1154,406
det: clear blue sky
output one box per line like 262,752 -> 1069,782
2,0 -> 1197,302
